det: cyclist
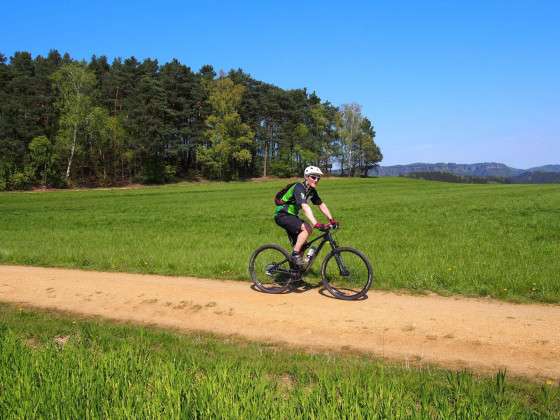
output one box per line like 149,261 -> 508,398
274,166 -> 338,267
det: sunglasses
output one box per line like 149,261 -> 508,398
309,175 -> 321,181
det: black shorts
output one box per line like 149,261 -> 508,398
274,213 -> 304,246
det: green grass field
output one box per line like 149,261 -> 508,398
1,177 -> 559,302
1,303 -> 558,418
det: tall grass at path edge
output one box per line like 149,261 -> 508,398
1,303 -> 558,418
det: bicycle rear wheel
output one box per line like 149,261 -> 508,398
249,244 -> 294,294
321,247 -> 373,300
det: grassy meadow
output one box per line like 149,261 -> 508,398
1,303 -> 558,418
1,177 -> 559,302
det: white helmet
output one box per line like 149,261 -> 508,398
304,166 -> 324,177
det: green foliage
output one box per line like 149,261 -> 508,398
1,303 -> 558,418
1,178 -> 559,303
163,164 -> 176,182
85,107 -> 126,185
0,50 -> 381,189
7,168 -> 34,190
28,135 -> 58,186
0,160 -> 13,191
201,77 -> 255,180
270,160 -> 294,178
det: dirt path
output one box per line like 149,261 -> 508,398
1,265 -> 559,381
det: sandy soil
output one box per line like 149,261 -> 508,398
1,265 -> 559,382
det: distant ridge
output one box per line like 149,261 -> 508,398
508,171 -> 560,184
369,162 -> 560,178
527,164 -> 560,173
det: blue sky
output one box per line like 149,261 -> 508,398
3,0 -> 559,168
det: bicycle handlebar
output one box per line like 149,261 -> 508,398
318,223 -> 340,232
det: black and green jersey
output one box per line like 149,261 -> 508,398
274,182 -> 322,216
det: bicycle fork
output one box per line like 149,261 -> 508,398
329,236 -> 350,277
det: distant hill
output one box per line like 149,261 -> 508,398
370,162 -> 560,178
508,171 -> 560,184
527,165 -> 560,173
402,170 -> 560,184
403,171 -> 506,184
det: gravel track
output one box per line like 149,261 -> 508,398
1,265 -> 558,381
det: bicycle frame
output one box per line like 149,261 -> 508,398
299,229 -> 338,272
269,228 -> 345,278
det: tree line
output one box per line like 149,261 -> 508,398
0,50 -> 382,190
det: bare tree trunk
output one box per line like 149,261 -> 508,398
263,123 -> 274,177
358,137 -> 363,177
264,141 -> 268,177
43,162 -> 48,187
348,114 -> 354,177
66,125 -> 78,180
114,87 -> 119,115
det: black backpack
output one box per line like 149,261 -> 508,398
274,182 -> 297,206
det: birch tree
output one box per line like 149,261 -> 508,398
338,103 -> 363,176
338,104 -> 382,176
50,63 -> 95,181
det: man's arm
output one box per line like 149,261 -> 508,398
301,203 -> 318,226
318,202 -> 333,221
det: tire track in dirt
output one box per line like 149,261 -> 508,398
0,265 -> 559,382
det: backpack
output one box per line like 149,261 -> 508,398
274,182 -> 297,206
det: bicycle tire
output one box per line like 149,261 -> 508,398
320,246 -> 373,300
249,243 -> 294,294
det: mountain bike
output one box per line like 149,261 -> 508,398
248,225 -> 373,300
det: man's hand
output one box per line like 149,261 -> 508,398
313,222 -> 330,231
329,218 -> 339,229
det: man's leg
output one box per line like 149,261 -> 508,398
293,222 -> 312,254
276,214 -> 311,267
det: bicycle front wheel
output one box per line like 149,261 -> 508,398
321,247 -> 373,300
249,244 -> 294,294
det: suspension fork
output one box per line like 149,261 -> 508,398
328,233 -> 350,276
